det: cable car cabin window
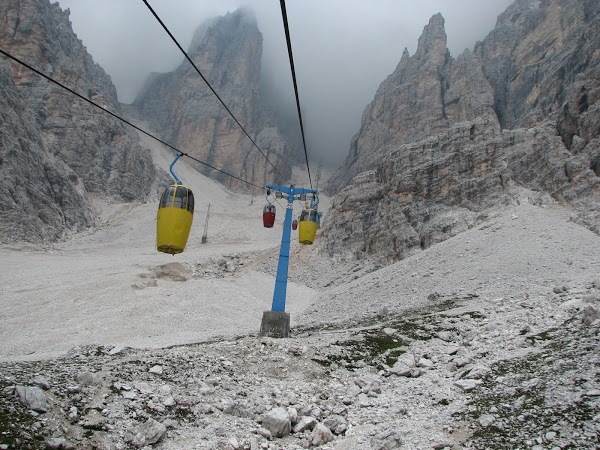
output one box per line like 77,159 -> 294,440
174,186 -> 187,209
300,210 -> 318,222
160,186 -> 176,208
187,190 -> 194,213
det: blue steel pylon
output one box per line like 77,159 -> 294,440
266,184 -> 317,312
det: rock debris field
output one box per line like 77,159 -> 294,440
1,156 -> 599,449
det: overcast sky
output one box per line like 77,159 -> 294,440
57,0 -> 514,167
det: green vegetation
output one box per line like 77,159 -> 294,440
307,298 -> 467,370
462,324 -> 599,449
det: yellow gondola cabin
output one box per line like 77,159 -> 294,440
298,207 -> 318,244
156,184 -> 194,254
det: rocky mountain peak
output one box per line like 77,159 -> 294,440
133,7 -> 294,189
187,19 -> 215,56
476,0 -> 599,129
323,0 -> 599,263
400,47 -> 409,61
223,6 -> 257,27
415,12 -> 447,62
188,8 -> 261,89
187,8 -> 257,55
326,12 -> 464,193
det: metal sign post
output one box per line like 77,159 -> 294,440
259,184 -> 317,338
201,203 -> 210,244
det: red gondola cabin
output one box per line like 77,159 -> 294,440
263,204 -> 276,228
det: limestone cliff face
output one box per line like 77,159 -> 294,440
0,59 -> 94,242
324,119 -> 599,262
0,0 -> 156,243
324,0 -> 600,262
477,0 -> 600,130
327,14 -> 500,193
133,9 -> 293,189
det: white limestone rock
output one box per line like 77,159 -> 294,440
310,423 -> 334,446
30,376 -> 51,390
294,416 -> 317,433
261,407 -> 291,438
76,371 -> 101,387
16,386 -> 49,413
465,365 -> 491,379
583,305 -> 599,325
149,365 -> 163,375
323,414 -> 347,435
454,379 -> 483,392
478,414 -> 495,427
126,418 -> 166,447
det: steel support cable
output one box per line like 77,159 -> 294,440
0,48 -> 264,190
279,0 -> 313,190
142,0 -> 292,188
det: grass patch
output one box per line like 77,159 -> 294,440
310,310 -> 446,370
461,324 -> 599,449
299,296 -> 476,370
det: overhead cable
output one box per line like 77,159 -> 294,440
0,48 -> 264,190
279,0 -> 313,190
142,0 -> 292,187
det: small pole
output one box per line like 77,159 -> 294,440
201,203 -> 210,244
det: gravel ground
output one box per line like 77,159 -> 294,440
0,275 -> 598,449
1,140 -> 599,449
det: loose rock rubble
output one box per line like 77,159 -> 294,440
1,280 -> 598,449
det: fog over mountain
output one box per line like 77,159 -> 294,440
57,0 -> 514,166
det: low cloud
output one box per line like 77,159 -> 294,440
58,0 -> 513,167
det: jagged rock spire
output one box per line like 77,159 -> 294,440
327,12 -> 489,194
415,13 -> 447,63
324,0 -> 600,263
133,8 -> 294,189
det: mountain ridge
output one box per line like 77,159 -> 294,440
323,0 -> 600,263
0,0 -> 156,243
131,8 -> 298,190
